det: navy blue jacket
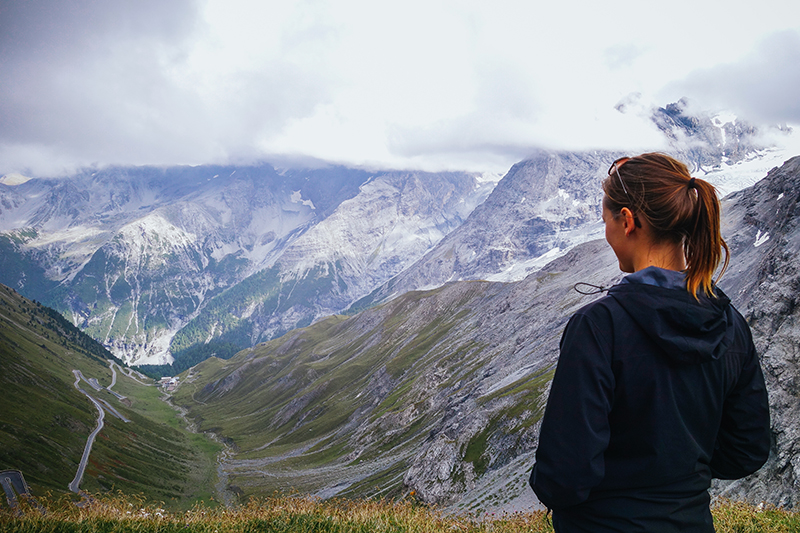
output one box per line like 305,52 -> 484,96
530,267 -> 770,532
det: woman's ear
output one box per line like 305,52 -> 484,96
620,207 -> 637,236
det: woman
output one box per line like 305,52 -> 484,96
529,153 -> 771,532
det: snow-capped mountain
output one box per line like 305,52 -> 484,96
167,170 -> 497,370
355,102 -> 793,311
356,150 -> 611,310
0,164 -> 494,365
0,99 -> 793,368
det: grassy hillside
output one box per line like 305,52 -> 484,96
0,284 -> 221,507
171,241 -> 620,510
173,285 -> 494,501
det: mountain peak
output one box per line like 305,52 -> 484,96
0,173 -> 32,185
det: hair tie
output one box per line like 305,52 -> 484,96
687,177 -> 696,189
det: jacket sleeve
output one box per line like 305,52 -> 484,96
530,310 -> 615,509
709,321 -> 771,479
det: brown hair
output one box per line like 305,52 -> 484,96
602,152 -> 729,297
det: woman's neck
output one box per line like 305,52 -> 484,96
632,241 -> 687,272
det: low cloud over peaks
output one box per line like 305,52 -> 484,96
670,30 -> 800,125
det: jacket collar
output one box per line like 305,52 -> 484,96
619,266 -> 686,291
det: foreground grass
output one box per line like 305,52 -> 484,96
1,494 -> 797,532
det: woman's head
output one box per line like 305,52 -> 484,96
602,152 -> 729,297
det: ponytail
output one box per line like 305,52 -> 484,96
603,153 -> 729,298
685,178 -> 729,297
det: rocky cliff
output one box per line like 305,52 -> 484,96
357,150 -> 611,309
712,155 -> 800,507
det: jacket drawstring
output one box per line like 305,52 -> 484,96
573,282 -> 609,295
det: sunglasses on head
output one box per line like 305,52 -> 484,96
609,157 -> 632,200
608,157 -> 641,227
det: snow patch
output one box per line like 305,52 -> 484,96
484,221 -> 605,283
476,171 -> 503,184
291,190 -> 316,209
712,112 -> 737,126
703,147 -> 792,197
754,230 -> 770,248
30,225 -> 107,246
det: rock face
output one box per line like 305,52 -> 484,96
0,164 -> 344,364
173,171 -> 495,368
712,155 -> 800,507
0,164 -> 493,365
358,150 -> 611,309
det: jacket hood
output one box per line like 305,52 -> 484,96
607,267 -> 734,364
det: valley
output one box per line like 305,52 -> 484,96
2,102 -> 800,513
169,154 -> 800,513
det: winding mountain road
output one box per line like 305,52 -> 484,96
108,362 -> 117,389
68,367 -> 131,493
69,370 -> 106,493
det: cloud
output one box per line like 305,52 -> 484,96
667,30 -> 800,124
386,62 -> 541,160
0,1 -> 797,176
0,0 -> 200,173
0,0 -> 336,175
604,44 -> 651,70
0,0 -> 198,60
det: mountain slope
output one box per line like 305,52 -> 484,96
0,165 -> 492,366
175,155 -> 800,512
355,150 -> 611,310
162,171 -> 495,373
0,101 -> 789,372
0,283 -> 220,504
0,164 -> 343,364
173,238 -> 622,510
711,155 -> 800,507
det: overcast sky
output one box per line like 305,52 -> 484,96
1,0 -> 799,176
